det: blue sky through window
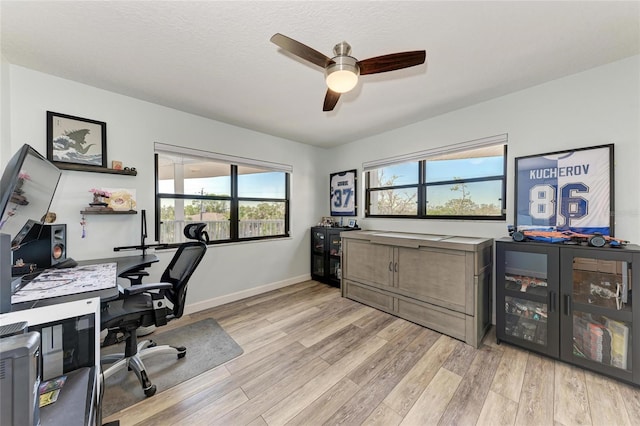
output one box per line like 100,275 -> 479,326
426,156 -> 503,182
159,172 -> 285,198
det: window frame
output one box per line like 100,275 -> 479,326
154,148 -> 291,246
365,143 -> 507,220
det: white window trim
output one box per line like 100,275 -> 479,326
362,133 -> 508,172
155,142 -> 293,174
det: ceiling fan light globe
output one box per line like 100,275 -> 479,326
325,56 -> 360,93
326,70 -> 358,93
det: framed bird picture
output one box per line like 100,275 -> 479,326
47,111 -> 107,170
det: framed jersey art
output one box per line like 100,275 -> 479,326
330,169 -> 357,216
514,144 -> 614,235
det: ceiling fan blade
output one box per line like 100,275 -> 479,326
270,33 -> 332,69
357,51 -> 426,75
323,89 -> 341,112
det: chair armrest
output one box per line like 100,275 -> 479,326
123,282 -> 172,296
120,271 -> 150,285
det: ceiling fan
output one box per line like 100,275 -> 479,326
270,33 -> 426,112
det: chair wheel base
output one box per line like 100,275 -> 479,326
177,346 -> 187,358
144,384 -> 157,397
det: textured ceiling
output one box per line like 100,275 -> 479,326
1,1 -> 639,148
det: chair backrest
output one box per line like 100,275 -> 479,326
162,224 -> 208,318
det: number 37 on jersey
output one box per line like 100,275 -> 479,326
330,170 -> 357,216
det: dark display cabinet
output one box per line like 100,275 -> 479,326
311,226 -> 357,287
496,238 -> 640,385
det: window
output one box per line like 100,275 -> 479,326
155,144 -> 291,245
367,162 -> 419,216
365,135 -> 507,220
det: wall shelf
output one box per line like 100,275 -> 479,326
54,162 -> 137,175
80,210 -> 137,215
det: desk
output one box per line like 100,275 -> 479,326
11,254 -> 159,310
4,254 -> 158,425
82,253 -> 159,278
78,253 -> 159,302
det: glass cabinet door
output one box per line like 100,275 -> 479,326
328,231 -> 342,282
504,296 -> 549,346
496,241 -> 560,357
312,254 -> 324,276
313,230 -> 325,255
561,249 -> 634,379
329,233 -> 342,257
329,257 -> 341,282
570,312 -> 631,371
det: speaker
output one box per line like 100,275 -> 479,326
12,223 -> 66,271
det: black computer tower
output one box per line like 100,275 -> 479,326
0,331 -> 41,426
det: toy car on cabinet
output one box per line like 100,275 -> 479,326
507,226 -> 628,248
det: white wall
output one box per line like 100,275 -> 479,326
4,55 -> 639,314
0,55 -> 10,166
325,55 -> 640,244
6,65 -> 324,309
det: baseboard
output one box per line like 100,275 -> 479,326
183,273 -> 311,315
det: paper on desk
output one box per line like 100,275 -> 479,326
12,262 -> 117,304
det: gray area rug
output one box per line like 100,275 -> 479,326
101,318 -> 243,417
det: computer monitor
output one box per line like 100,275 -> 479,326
0,144 -> 61,313
0,144 -> 61,248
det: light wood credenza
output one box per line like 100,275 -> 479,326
340,230 -> 493,348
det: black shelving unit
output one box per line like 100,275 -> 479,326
311,226 -> 358,287
496,238 -> 640,385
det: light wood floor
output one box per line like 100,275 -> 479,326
103,280 -> 640,426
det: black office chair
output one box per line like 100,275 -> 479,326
100,223 -> 209,397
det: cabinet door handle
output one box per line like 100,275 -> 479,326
389,261 -> 393,272
548,291 -> 556,313
394,262 -> 398,272
563,294 -> 571,315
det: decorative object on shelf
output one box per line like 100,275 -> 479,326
43,212 -> 57,223
111,160 -> 123,170
103,188 -> 136,211
319,216 -> 334,227
330,169 -> 357,216
46,111 -> 107,170
507,224 -> 628,248
514,144 -> 614,236
87,188 -> 112,211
